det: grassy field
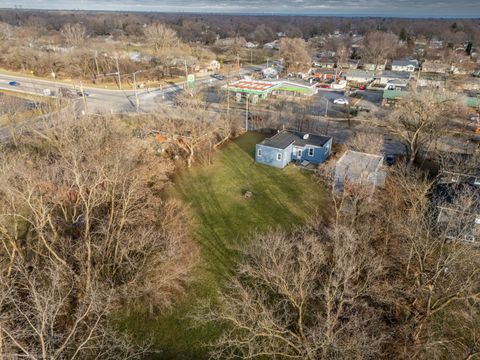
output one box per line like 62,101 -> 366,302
121,132 -> 327,359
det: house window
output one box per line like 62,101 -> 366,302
308,148 -> 314,157
277,153 -> 282,161
257,148 -> 262,157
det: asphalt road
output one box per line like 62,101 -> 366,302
0,65 -> 263,114
0,72 -> 227,114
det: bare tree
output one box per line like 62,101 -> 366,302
349,132 -> 384,155
198,226 -> 386,360
0,115 -> 197,358
0,22 -> 13,41
361,31 -> 399,72
152,92 -> 237,167
374,166 -> 480,359
379,91 -> 455,169
61,23 -> 87,46
279,37 -> 311,74
144,22 -> 180,54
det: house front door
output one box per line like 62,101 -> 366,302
297,149 -> 302,159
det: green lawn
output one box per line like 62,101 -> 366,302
121,132 -> 326,359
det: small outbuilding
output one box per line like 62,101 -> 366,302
334,150 -> 385,193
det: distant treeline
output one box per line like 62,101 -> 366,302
0,9 -> 479,44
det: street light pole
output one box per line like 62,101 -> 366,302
226,82 -> 230,119
245,95 -> 249,132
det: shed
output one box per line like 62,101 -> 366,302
334,150 -> 385,193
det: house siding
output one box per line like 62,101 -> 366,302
256,138 -> 332,168
292,138 -> 332,164
255,144 -> 292,168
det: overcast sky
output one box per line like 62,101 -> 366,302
3,0 -> 480,18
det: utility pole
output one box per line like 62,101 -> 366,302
115,55 -> 122,90
416,67 -> 421,90
245,94 -> 249,132
325,99 -> 329,117
226,82 -> 230,119
80,82 -> 88,114
94,51 -> 100,79
184,59 -> 188,91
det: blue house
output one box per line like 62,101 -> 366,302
255,130 -> 333,168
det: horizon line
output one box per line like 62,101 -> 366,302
1,7 -> 479,20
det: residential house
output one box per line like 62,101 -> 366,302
362,61 -> 386,72
313,57 -> 337,69
379,71 -> 411,85
391,59 -> 419,72
334,150 -> 385,193
311,68 -> 342,81
451,57 -> 478,75
206,59 -> 220,71
429,38 -> 445,49
422,60 -> 451,74
263,41 -> 279,50
338,59 -> 360,70
417,73 -> 447,90
384,79 -> 409,91
433,171 -> 480,244
344,70 -> 375,83
255,130 -> 332,169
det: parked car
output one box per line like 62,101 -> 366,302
8,81 -> 20,86
384,154 -> 396,166
356,105 -> 371,112
333,98 -> 349,105
211,73 -> 225,80
76,90 -> 90,97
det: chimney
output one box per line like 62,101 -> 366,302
303,133 -> 309,140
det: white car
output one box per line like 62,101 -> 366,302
333,98 -> 349,105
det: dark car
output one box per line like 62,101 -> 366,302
8,81 -> 20,86
212,73 -> 225,80
384,154 -> 396,166
76,90 -> 89,97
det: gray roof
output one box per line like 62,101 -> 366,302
392,59 -> 418,67
261,130 -> 331,149
381,71 -> 411,80
345,69 -> 374,78
336,150 -> 383,176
